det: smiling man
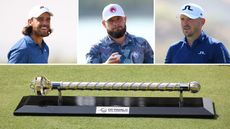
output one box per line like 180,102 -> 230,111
86,4 -> 153,64
165,3 -> 230,63
8,5 -> 53,63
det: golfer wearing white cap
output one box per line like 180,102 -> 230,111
8,5 -> 53,63
86,4 -> 154,64
165,3 -> 230,63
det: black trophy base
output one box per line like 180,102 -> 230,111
14,96 -> 216,118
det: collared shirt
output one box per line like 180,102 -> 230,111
165,32 -> 230,63
8,36 -> 49,63
86,33 -> 154,63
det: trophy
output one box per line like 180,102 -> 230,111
14,76 -> 215,118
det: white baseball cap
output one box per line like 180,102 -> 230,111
102,4 -> 125,21
180,3 -> 204,19
28,5 -> 53,19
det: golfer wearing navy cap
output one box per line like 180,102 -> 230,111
165,3 -> 230,63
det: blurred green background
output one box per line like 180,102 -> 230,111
78,0 -> 154,63
79,0 -> 153,18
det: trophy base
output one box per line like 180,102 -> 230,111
14,96 -> 216,118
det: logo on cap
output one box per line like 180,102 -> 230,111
110,7 -> 117,13
182,5 -> 193,11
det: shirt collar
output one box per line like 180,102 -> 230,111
183,31 -> 207,48
24,35 -> 46,48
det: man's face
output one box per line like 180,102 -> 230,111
103,16 -> 126,38
180,15 -> 205,37
29,12 -> 51,37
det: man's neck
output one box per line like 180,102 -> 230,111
31,34 -> 43,48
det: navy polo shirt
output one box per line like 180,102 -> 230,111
165,32 -> 230,63
8,36 -> 49,63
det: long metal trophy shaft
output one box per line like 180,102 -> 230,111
30,76 -> 201,96
52,82 -> 195,91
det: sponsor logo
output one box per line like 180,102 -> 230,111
182,5 -> 193,11
110,7 -> 117,13
96,106 -> 130,114
198,51 -> 206,55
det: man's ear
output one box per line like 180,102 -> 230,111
102,20 -> 106,28
28,18 -> 33,26
201,18 -> 205,26
124,16 -> 127,23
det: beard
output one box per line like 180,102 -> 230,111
33,25 -> 51,37
107,25 -> 126,38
